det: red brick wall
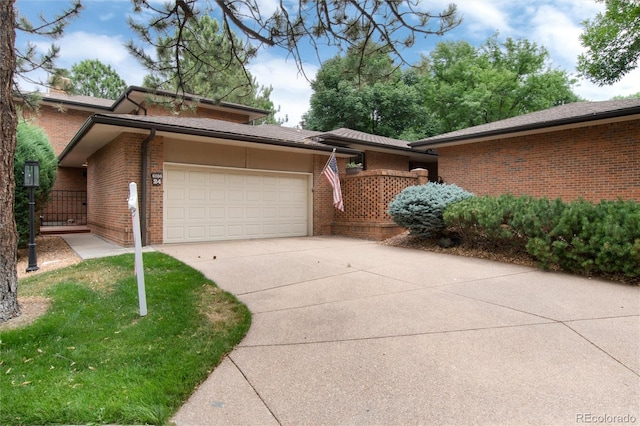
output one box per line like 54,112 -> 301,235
53,167 -> 86,191
145,136 -> 164,245
87,132 -> 164,246
88,133 -> 143,245
22,105 -> 92,156
313,154 -> 339,236
22,106 -> 92,207
144,104 -> 251,122
438,119 -> 640,202
365,151 -> 411,171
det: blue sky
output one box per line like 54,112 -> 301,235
14,0 -> 640,127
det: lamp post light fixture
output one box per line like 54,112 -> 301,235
24,160 -> 40,272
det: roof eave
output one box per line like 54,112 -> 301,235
116,86 -> 271,122
316,135 -> 429,155
59,115 -> 359,166
411,106 -> 640,149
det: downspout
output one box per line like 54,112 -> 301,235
140,128 -> 156,246
126,93 -> 147,116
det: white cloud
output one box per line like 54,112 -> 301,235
575,68 -> 640,101
99,13 -> 115,22
524,1 -> 640,100
454,0 -> 514,37
528,4 -> 584,68
249,54 -> 318,127
32,31 -> 146,87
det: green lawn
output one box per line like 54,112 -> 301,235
0,252 -> 251,425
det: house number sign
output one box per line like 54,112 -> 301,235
151,172 -> 163,186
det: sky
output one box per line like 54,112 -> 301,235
13,0 -> 640,128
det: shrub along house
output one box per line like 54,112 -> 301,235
21,86 -> 437,246
411,98 -> 640,203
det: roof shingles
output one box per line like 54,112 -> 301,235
412,98 -> 640,147
100,114 -> 327,146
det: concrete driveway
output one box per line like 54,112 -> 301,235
156,236 -> 639,425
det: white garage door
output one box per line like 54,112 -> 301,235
164,165 -> 310,243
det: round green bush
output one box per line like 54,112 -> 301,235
388,182 -> 473,236
14,120 -> 57,248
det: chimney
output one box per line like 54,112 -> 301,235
49,76 -> 72,95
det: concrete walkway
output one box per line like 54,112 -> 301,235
61,234 -> 639,424
61,233 -> 155,259
153,236 -> 640,426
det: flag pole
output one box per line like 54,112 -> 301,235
321,148 -> 336,173
313,148 -> 337,191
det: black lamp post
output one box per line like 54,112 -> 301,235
24,160 -> 40,273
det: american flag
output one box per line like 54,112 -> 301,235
322,150 -> 344,211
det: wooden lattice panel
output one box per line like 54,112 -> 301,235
337,170 -> 425,222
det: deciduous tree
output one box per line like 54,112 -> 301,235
422,35 -> 580,133
303,44 -> 431,139
578,0 -> 640,85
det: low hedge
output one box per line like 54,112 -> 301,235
444,194 -> 640,280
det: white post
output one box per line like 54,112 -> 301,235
128,182 -> 148,317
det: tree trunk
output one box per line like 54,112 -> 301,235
0,1 -> 20,322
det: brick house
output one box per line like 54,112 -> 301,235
22,86 -> 436,246
411,98 -> 640,203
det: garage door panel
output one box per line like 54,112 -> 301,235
247,191 -> 262,201
188,207 -> 206,219
165,165 -> 309,243
167,169 -> 186,183
227,225 -> 244,237
166,207 -> 185,220
208,225 -> 225,238
246,175 -> 262,185
209,207 -> 225,219
209,173 -> 225,184
228,207 -> 244,218
263,191 -> 277,202
278,192 -> 292,202
188,226 -> 206,238
166,227 -> 185,240
228,191 -> 244,202
263,176 -> 278,185
262,224 -> 277,234
166,187 -> 186,201
263,207 -> 277,218
188,171 -> 206,184
189,188 -> 206,200
245,224 -> 261,236
228,175 -> 244,185
290,207 -> 306,218
246,207 -> 261,218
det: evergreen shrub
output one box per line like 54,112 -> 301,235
444,194 -> 524,249
444,194 -> 640,280
388,182 -> 473,237
14,120 -> 57,248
